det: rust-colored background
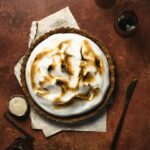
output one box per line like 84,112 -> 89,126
0,0 -> 150,150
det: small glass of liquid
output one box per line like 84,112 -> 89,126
94,0 -> 116,9
114,11 -> 138,37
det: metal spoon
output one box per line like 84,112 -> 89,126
111,79 -> 138,150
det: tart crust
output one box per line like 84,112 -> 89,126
21,27 -> 115,123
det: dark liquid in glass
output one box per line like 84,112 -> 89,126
95,0 -> 116,9
114,11 -> 138,37
7,136 -> 34,150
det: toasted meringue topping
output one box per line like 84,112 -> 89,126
25,33 -> 110,117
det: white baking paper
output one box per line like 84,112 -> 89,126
14,7 -> 107,137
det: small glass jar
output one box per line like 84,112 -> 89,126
6,136 -> 34,150
114,11 -> 138,37
94,0 -> 116,9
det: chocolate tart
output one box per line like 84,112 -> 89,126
21,27 -> 115,123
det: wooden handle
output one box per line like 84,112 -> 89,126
4,112 -> 34,141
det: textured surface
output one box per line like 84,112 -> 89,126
0,0 -> 150,150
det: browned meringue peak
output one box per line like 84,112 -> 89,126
61,56 -> 74,75
81,40 -> 96,61
57,40 -> 71,50
81,40 -> 104,75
